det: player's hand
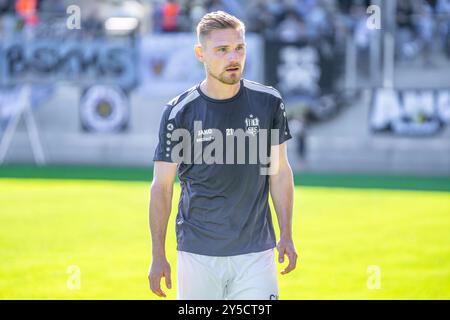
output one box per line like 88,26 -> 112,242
148,257 -> 172,298
277,237 -> 298,275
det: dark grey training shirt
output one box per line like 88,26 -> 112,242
153,78 -> 292,256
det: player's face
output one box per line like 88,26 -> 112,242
198,28 -> 246,85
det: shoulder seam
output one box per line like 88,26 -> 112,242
168,87 -> 200,120
243,79 -> 282,99
167,85 -> 197,107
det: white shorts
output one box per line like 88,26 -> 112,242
177,248 -> 279,300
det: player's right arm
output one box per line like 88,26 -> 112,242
148,161 -> 177,298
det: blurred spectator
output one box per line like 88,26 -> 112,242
414,0 -> 436,65
83,12 -> 103,38
1,0 -> 449,64
397,0 -> 416,59
276,10 -> 308,42
436,0 -> 450,57
207,0 -> 246,21
207,0 -> 226,13
246,0 -> 276,33
189,0 -> 207,31
352,3 -> 370,49
437,0 -> 450,13
161,0 -> 180,32
37,0 -> 65,15
0,0 -> 14,15
0,0 -> 17,38
304,1 -> 332,40
15,0 -> 38,26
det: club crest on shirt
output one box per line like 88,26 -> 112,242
245,114 -> 260,136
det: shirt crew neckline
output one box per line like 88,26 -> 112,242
196,79 -> 244,104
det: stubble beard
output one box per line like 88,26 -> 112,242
207,66 -> 243,85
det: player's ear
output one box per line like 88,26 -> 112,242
194,44 -> 204,62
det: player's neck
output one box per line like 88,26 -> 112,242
200,77 -> 241,100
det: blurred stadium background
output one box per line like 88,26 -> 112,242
0,0 -> 449,299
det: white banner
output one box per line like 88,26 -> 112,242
370,88 -> 450,136
137,33 -> 264,96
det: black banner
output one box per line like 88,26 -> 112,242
264,39 -> 345,122
264,39 -> 338,98
0,300 -> 446,318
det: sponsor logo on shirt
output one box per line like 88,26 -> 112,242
196,128 -> 215,143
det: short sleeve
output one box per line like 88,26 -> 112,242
153,105 -> 178,163
272,99 -> 292,145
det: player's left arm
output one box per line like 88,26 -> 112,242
269,142 -> 298,275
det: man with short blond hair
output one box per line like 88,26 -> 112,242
148,11 -> 298,300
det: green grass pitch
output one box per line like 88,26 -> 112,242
0,175 -> 449,299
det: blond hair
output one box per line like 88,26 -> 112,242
196,11 -> 245,43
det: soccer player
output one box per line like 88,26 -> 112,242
148,11 -> 297,300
